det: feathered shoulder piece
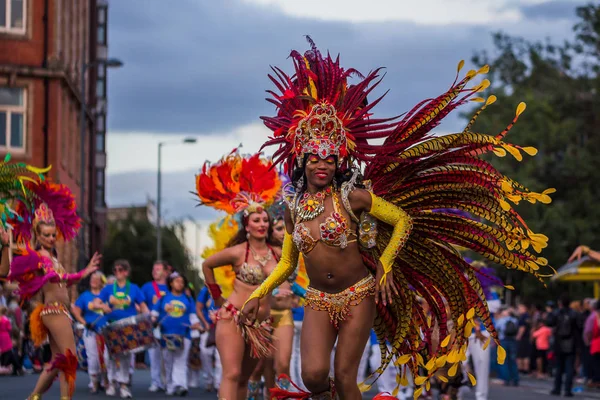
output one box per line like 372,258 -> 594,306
0,154 -> 50,230
12,180 -> 81,243
195,149 -> 281,216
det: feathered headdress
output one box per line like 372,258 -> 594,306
12,180 -> 81,243
261,37 -> 401,172
195,149 -> 281,216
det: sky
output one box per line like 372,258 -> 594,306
104,0 -> 587,263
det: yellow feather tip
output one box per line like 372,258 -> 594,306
478,65 -> 490,74
516,102 -> 527,117
476,79 -> 491,92
457,60 -> 465,72
497,345 -> 507,365
486,95 -> 497,105
468,372 -> 477,386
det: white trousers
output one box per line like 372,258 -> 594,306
290,321 -> 308,391
369,344 -> 414,400
108,352 -> 134,385
467,333 -> 490,400
83,329 -> 103,377
149,346 -> 164,388
199,331 -> 222,388
162,338 -> 191,392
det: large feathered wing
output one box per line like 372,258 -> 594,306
359,62 -> 553,394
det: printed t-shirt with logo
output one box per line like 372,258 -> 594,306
153,293 -> 195,337
99,281 -> 145,321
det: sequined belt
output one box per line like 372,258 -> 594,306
305,274 -> 376,329
40,302 -> 72,319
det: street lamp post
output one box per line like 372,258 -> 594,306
156,137 -> 197,260
78,57 -> 123,270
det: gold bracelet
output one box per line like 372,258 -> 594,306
582,245 -> 591,255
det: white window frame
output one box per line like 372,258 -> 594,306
0,0 -> 27,35
0,87 -> 27,153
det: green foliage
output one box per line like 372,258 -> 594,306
103,211 -> 202,292
468,4 -> 600,302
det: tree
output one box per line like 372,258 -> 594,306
102,211 -> 202,292
467,4 -> 600,302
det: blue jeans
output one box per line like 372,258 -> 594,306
553,352 -> 575,394
499,338 -> 519,385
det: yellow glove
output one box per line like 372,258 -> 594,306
368,192 -> 413,277
243,232 -> 300,308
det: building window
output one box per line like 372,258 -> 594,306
97,64 -> 105,79
0,0 -> 26,34
97,25 -> 106,45
96,78 -> 105,98
95,169 -> 105,206
96,132 -> 104,152
0,87 -> 26,152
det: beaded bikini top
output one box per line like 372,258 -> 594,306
292,191 -> 356,254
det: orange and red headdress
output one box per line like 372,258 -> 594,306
194,149 -> 281,217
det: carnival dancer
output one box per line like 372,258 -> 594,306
248,199 -> 303,398
196,283 -> 221,392
98,259 -> 149,399
151,271 -> 201,396
1,179 -> 101,400
71,271 -> 111,393
196,150 -> 282,400
141,260 -> 169,392
241,38 -> 553,399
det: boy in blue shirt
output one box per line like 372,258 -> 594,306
98,260 -> 149,399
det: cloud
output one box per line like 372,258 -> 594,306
518,1 -> 586,21
106,0 -> 581,137
242,0 -> 525,24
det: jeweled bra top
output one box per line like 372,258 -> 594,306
292,191 -> 357,254
236,242 -> 278,286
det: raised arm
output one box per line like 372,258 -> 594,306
569,245 -> 600,263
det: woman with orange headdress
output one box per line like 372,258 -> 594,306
240,38 -> 553,400
0,180 -> 101,400
247,196 -> 308,399
196,149 -> 282,400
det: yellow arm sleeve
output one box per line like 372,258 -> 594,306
368,192 -> 413,276
243,231 -> 300,308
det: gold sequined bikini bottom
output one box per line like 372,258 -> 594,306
305,274 -> 376,329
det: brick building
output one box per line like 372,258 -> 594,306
0,0 -> 116,271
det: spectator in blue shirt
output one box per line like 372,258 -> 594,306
496,307 -> 520,387
152,272 -> 200,396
